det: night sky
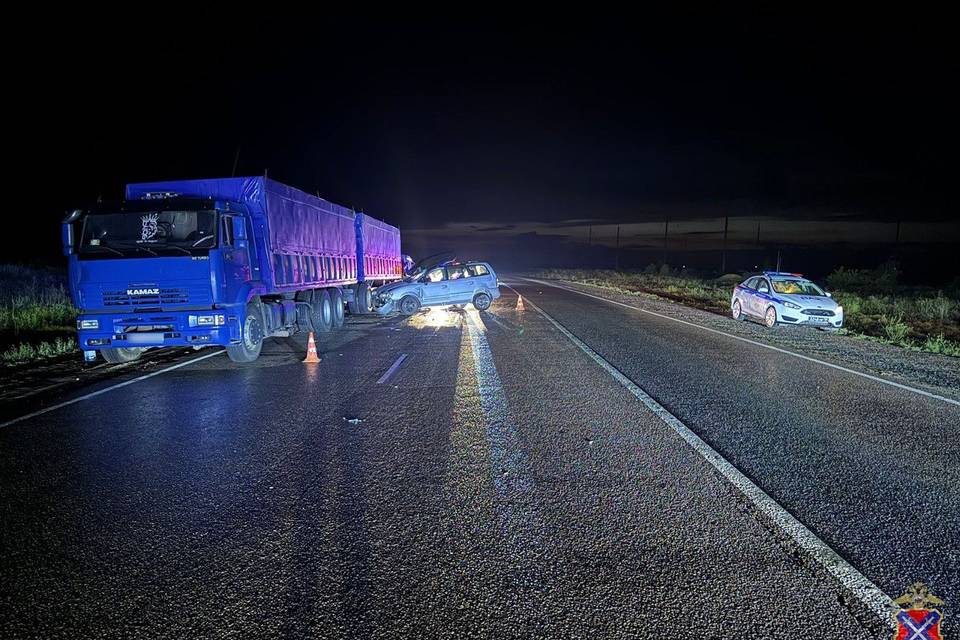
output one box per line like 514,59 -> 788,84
11,11 -> 958,277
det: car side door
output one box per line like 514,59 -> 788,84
738,277 -> 757,316
420,267 -> 450,305
445,265 -> 474,303
754,277 -> 772,315
470,263 -> 496,291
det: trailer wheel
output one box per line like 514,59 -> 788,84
399,295 -> 420,315
349,282 -> 372,315
101,347 -> 144,364
311,289 -> 334,333
330,288 -> 345,328
227,302 -> 265,363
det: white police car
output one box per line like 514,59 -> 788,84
731,272 -> 843,329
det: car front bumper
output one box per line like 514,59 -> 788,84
778,310 -> 843,328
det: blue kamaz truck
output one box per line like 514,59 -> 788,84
62,177 -> 402,363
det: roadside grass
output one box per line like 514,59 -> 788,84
0,264 -> 78,365
530,264 -> 960,357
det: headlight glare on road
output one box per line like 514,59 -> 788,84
784,301 -> 801,310
79,319 -> 99,329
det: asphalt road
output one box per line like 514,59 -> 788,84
1,281 -> 956,638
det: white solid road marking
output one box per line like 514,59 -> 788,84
463,308 -> 545,591
0,350 -> 225,430
376,353 -> 408,384
520,277 -> 960,407
506,286 -> 896,628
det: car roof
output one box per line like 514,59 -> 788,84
763,271 -> 809,280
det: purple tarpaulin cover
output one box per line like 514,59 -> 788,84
125,177 -> 357,256
357,213 -> 401,258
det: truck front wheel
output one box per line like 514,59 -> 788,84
227,303 -> 265,363
101,347 -> 144,364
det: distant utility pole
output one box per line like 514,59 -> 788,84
721,215 -> 729,273
615,224 -> 621,271
663,217 -> 670,266
231,146 -> 241,177
895,220 -> 901,245
588,225 -> 592,246
755,220 -> 761,246
776,248 -> 782,272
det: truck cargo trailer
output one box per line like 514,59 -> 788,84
63,177 -> 402,363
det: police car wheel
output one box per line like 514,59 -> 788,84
732,300 -> 743,321
764,306 -> 777,328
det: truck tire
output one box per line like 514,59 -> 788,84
399,295 -> 420,315
227,302 -> 265,363
101,347 -> 144,364
311,289 -> 334,333
472,292 -> 492,311
349,282 -> 372,315
330,288 -> 345,328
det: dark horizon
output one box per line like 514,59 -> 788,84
10,11 -> 958,278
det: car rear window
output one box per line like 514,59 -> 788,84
469,264 -> 489,276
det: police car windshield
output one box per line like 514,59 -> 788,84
771,279 -> 825,296
79,210 -> 218,258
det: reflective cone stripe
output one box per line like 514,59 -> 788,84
303,332 -> 321,363
516,295 -> 525,312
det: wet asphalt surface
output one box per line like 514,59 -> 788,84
0,282 -> 956,638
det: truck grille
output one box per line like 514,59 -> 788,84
103,288 -> 190,307
803,308 -> 835,317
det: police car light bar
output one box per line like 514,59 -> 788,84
763,271 -> 804,278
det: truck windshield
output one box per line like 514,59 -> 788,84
79,210 -> 217,258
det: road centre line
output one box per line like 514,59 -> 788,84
377,353 -> 408,384
0,350 -> 226,430
505,285 -> 895,628
518,277 -> 960,407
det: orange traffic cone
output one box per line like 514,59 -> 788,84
516,295 -> 525,312
303,332 -> 321,363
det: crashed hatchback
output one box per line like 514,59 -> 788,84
375,260 -> 501,315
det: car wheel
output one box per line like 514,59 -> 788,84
227,302 -> 265,363
764,306 -> 777,328
732,300 -> 743,321
101,347 -> 144,364
472,292 -> 492,311
399,295 -> 421,315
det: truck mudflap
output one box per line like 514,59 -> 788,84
75,309 -> 244,351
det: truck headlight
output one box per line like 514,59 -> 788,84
190,314 -> 226,327
784,301 -> 801,310
79,319 -> 99,329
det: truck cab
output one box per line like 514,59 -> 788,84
64,196 -> 263,363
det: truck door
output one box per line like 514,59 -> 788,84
220,215 -> 252,302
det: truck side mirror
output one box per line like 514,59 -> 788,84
61,224 -> 74,256
62,209 -> 82,256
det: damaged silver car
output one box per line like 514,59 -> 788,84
375,259 -> 501,315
